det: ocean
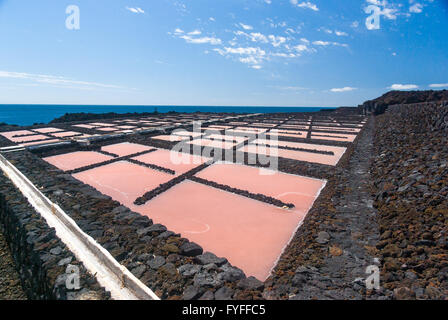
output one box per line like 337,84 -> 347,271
0,104 -> 337,126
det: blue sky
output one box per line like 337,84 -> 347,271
0,0 -> 447,107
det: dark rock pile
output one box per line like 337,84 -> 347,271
360,90 -> 448,115
371,102 -> 448,299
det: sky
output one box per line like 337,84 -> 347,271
0,0 -> 447,107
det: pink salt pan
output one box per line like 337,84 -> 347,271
73,161 -> 174,207
101,142 -> 153,157
90,122 -> 113,127
95,127 -> 118,132
10,134 -> 49,143
151,135 -> 188,142
278,125 -> 309,130
136,180 -> 324,281
116,125 -> 137,130
233,127 -> 267,134
196,162 -> 326,213
239,144 -> 346,166
311,133 -> 356,142
254,138 -> 347,158
204,133 -> 248,144
21,139 -> 62,147
33,127 -> 64,133
313,126 -> 361,133
132,149 -> 210,175
51,131 -> 82,138
44,151 -> 114,171
0,130 -> 34,140
73,124 -> 97,129
268,130 -> 308,138
187,138 -> 236,149
172,130 -> 203,138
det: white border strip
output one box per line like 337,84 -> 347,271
0,154 -> 159,300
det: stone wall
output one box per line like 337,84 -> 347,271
0,172 -> 109,300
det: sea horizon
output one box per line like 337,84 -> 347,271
0,104 -> 339,126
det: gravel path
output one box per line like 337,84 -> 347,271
0,229 -> 27,300
290,117 -> 383,300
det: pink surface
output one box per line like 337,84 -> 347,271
90,122 -> 113,127
151,135 -> 188,142
206,125 -> 234,130
233,127 -> 268,134
132,149 -> 210,175
73,161 -> 174,206
311,133 -> 356,142
172,130 -> 203,138
101,142 -> 153,157
268,130 -> 308,138
96,127 -> 118,132
278,125 -> 309,130
313,126 -> 361,133
204,133 -> 248,143
187,138 -> 236,149
33,127 -> 64,133
116,125 -> 137,130
254,138 -> 347,157
73,124 -> 97,129
137,180 -> 319,280
10,134 -> 49,142
239,143 -> 346,166
44,151 -> 114,171
196,162 -> 325,213
51,131 -> 81,138
0,130 -> 34,140
21,139 -> 62,146
249,123 -> 277,128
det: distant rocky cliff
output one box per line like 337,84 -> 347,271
359,90 -> 448,115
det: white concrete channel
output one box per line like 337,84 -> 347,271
0,153 -> 160,300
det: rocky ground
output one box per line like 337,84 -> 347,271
0,230 -> 27,300
371,102 -> 448,300
262,116 -> 382,300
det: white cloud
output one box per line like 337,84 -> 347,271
173,29 -> 221,45
126,7 -> 144,14
409,3 -> 423,13
290,0 -> 319,11
239,23 -> 253,30
335,31 -> 348,36
0,70 -> 122,90
429,83 -> 448,88
268,35 -> 286,47
180,35 -> 222,45
294,44 -> 309,52
250,32 -> 269,43
188,30 -> 202,36
313,40 -> 330,46
330,87 -> 357,92
313,41 -> 348,47
389,84 -> 419,90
